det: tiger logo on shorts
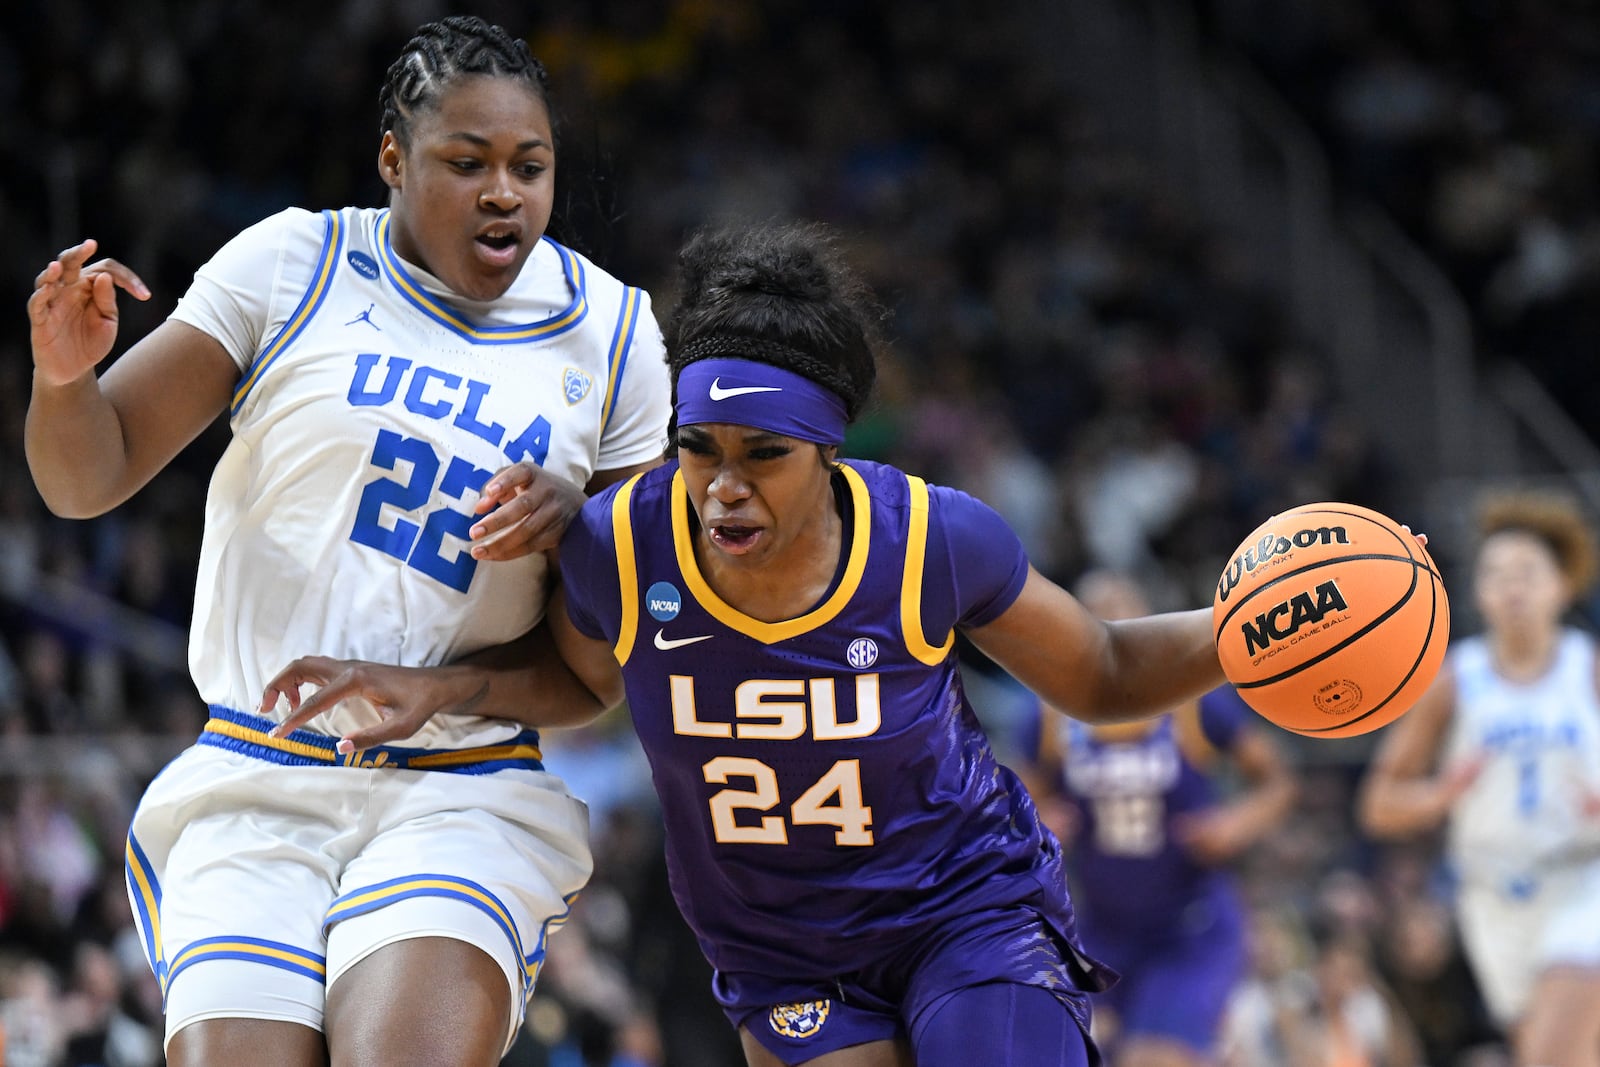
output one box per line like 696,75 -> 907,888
769,999 -> 830,1039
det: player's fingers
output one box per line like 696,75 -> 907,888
259,656 -> 341,719
85,258 -> 151,301
46,240 -> 99,287
1400,524 -> 1429,548
32,258 -> 63,291
90,272 -> 121,320
474,461 -> 546,513
470,495 -> 572,560
336,706 -> 432,753
268,674 -> 363,737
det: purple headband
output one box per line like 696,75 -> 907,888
676,358 -> 848,445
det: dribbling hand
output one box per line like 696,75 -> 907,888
28,239 -> 151,387
468,460 -> 586,561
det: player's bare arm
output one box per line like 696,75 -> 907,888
28,240 -> 239,518
967,566 -> 1225,725
262,599 -> 610,750
1356,664 -> 1477,838
1174,726 -> 1298,865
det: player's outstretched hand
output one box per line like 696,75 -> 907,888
469,461 -> 585,561
28,239 -> 151,387
260,656 -> 468,753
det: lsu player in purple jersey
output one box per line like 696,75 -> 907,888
1030,570 -> 1297,1067
26,16 -> 670,1067
264,221 -> 1240,1066
1360,490 -> 1600,1067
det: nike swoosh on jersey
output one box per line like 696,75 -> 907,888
709,377 -> 783,401
654,629 -> 714,651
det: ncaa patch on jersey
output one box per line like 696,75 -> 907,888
346,250 -> 379,280
646,582 -> 682,621
769,1000 -> 830,1039
846,638 -> 879,669
563,367 -> 594,405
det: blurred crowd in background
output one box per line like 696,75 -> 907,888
0,0 -> 1594,1064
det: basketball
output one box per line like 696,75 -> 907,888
1212,502 -> 1449,738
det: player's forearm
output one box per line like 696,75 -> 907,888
25,373 -> 134,518
1357,773 -> 1451,838
1225,772 -> 1298,848
453,625 -> 611,729
1090,609 -> 1228,720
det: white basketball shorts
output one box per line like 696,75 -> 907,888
1455,860 -> 1600,1025
125,718 -> 591,1051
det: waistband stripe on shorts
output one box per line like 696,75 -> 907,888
200,705 -> 543,774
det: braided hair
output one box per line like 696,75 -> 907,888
663,222 -> 882,450
378,15 -> 552,150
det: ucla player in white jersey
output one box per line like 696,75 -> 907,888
1360,490 -> 1600,1067
25,16 -> 669,1067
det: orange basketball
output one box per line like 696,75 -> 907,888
1212,502 -> 1449,738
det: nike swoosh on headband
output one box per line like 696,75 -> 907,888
709,377 -> 784,401
654,629 -> 714,651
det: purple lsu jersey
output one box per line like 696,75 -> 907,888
1059,688 -> 1250,938
561,458 -> 1109,990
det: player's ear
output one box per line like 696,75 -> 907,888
378,132 -> 404,191
819,444 -> 839,469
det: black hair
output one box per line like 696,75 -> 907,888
663,222 -> 882,448
377,15 -> 553,151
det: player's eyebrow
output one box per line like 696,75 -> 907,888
441,132 -> 550,151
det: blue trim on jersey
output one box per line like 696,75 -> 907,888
163,935 -> 327,1003
523,889 -> 579,1003
374,211 -> 589,344
323,873 -> 536,1000
124,832 -> 166,988
200,705 -> 544,774
601,285 -> 643,432
230,208 -> 344,417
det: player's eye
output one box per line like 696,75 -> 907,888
677,437 -> 715,457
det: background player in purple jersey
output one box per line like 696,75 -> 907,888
1028,570 -> 1297,1067
263,221 -> 1243,1066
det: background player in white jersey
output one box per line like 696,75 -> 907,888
24,15 -> 669,1067
1359,489 -> 1600,1067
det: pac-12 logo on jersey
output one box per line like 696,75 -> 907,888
647,582 -> 682,621
563,367 -> 593,405
346,250 -> 380,280
769,1000 -> 830,1039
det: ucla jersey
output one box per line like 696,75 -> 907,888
1058,690 -> 1247,938
1445,630 -> 1600,888
172,206 -> 669,749
563,459 -> 1108,984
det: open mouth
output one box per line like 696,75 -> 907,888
710,524 -> 763,552
477,232 -> 518,251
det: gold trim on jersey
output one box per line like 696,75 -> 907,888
601,286 -> 643,432
668,464 -> 871,644
900,475 -> 956,665
231,209 -> 343,415
611,473 -> 646,665
375,212 -> 588,342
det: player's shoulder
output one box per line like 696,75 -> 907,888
218,205 -> 334,255
578,462 -> 675,525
